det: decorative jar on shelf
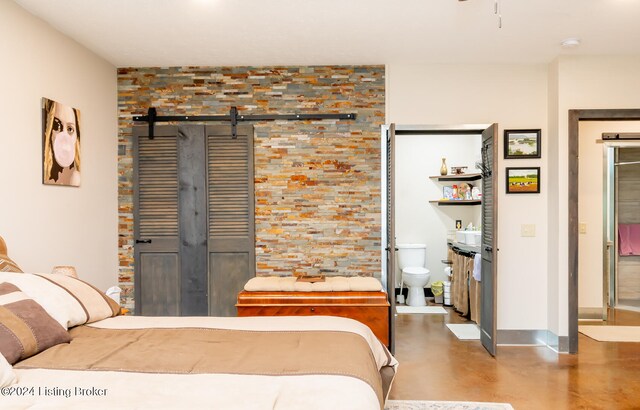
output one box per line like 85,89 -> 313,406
440,158 -> 448,175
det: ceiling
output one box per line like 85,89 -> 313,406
13,0 -> 640,67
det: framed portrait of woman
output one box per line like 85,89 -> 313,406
42,98 -> 81,187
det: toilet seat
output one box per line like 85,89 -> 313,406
402,267 -> 430,275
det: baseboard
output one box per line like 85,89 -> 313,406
578,307 -> 605,320
497,329 -> 569,353
497,329 -> 547,346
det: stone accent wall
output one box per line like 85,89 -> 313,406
118,66 -> 385,311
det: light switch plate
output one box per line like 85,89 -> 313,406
579,223 -> 587,234
521,224 -> 536,237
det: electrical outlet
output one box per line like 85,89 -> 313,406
579,223 -> 587,234
521,224 -> 536,237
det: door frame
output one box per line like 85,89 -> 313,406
381,123 -> 498,355
568,108 -> 640,354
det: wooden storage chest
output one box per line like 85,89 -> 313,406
236,290 -> 390,346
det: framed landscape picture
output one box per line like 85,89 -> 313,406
506,167 -> 540,194
504,129 -> 541,159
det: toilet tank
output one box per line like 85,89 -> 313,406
397,243 -> 427,270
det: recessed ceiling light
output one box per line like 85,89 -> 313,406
561,38 -> 581,48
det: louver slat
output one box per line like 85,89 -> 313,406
138,136 -> 178,238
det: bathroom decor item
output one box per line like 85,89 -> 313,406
506,167 -> 540,194
504,129 -> 541,159
443,186 -> 454,200
457,183 -> 472,200
464,231 -> 481,246
440,158 -> 448,175
450,166 -> 468,175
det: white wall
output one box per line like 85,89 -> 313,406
550,56 -> 640,336
0,1 -> 117,291
395,134 -> 481,286
546,59 -> 560,335
578,121 -> 640,310
577,122 -> 605,310
388,63 -> 549,330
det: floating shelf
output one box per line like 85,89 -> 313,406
429,200 -> 482,206
429,173 -> 482,182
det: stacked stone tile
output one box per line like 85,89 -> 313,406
118,66 -> 385,312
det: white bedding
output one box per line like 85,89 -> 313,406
6,316 -> 397,410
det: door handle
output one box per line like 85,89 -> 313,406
136,239 -> 152,244
385,247 -> 399,251
484,246 -> 493,252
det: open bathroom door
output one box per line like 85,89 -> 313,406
480,124 -> 498,356
386,123 -> 397,354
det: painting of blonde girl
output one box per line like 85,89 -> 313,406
43,98 -> 81,186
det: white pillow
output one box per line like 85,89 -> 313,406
0,354 -> 17,388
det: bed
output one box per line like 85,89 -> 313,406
0,236 -> 397,409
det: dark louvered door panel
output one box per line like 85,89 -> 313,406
134,126 -> 180,316
386,124 -> 396,354
207,125 -> 255,317
480,124 -> 498,356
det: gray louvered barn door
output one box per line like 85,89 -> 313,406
134,126 -> 180,316
134,124 -> 255,317
206,125 -> 255,316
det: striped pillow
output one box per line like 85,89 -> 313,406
0,282 -> 70,364
0,255 -> 23,273
0,272 -> 120,329
36,273 -> 121,326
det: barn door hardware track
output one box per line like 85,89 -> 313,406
133,107 -> 357,139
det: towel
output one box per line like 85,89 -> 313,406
619,224 -> 640,256
473,253 -> 482,281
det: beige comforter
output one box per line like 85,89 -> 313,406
7,315 -> 397,410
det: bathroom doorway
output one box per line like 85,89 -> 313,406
568,109 -> 640,354
576,122 -> 640,322
602,138 -> 640,312
382,124 -> 498,356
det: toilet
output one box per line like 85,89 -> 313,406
397,244 -> 431,306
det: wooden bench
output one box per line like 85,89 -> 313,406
236,290 -> 390,346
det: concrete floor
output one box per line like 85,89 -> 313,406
388,305 -> 640,410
